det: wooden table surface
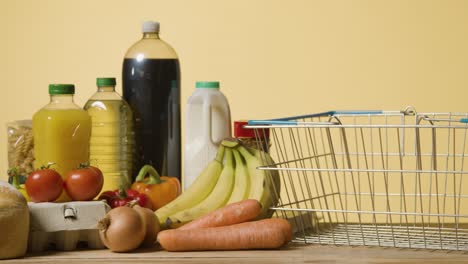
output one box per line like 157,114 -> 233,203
3,243 -> 468,264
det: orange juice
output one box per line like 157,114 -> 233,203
33,84 -> 91,202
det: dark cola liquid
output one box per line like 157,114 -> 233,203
122,58 -> 181,180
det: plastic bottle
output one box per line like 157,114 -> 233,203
122,21 -> 181,180
84,78 -> 134,192
33,84 -> 91,202
184,81 -> 231,190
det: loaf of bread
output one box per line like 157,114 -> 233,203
0,181 -> 30,259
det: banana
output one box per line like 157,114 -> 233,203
155,145 -> 225,228
226,149 -> 250,204
250,148 -> 281,202
237,145 -> 280,219
166,148 -> 235,228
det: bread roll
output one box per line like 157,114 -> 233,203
0,181 -> 29,259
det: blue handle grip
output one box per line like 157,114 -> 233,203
248,110 -> 383,126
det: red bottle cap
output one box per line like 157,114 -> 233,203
234,121 -> 270,139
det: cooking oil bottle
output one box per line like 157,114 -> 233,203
84,78 -> 134,192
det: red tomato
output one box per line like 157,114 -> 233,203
89,166 -> 103,179
64,166 -> 104,201
25,169 -> 64,202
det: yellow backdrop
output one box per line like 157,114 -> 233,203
2,0 -> 468,180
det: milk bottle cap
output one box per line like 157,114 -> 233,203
196,81 -> 220,89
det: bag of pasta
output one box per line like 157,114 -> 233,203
7,120 -> 34,176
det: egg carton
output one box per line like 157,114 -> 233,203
28,201 -> 110,252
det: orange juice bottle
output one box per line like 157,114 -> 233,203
33,84 -> 91,202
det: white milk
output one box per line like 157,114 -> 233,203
184,82 -> 231,190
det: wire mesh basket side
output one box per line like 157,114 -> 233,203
248,110 -> 468,250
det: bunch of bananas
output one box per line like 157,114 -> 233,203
155,139 -> 280,229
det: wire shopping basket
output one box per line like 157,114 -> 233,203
247,107 -> 468,251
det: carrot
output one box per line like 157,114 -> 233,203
157,218 -> 292,251
177,199 -> 262,230
274,217 -> 294,242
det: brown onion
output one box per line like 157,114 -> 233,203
98,206 -> 145,252
132,204 -> 160,247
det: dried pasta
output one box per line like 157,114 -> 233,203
7,121 -> 34,176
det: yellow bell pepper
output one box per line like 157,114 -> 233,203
131,165 -> 180,211
8,168 -> 30,201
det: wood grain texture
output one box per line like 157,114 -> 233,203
2,244 -> 468,264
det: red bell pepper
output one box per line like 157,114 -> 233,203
98,188 -> 153,210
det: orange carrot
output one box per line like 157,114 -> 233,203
177,199 -> 262,230
157,218 -> 292,251
274,217 -> 293,242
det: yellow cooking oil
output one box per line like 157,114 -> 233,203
84,78 -> 134,194
33,84 -> 91,202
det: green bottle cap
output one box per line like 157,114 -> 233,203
196,81 -> 220,89
96,78 -> 116,87
49,84 -> 75,95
